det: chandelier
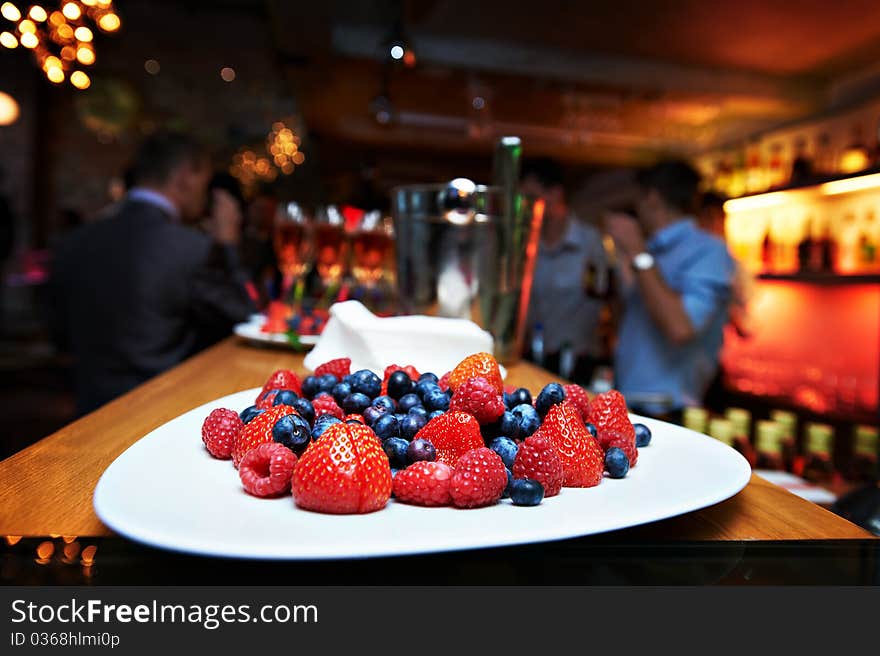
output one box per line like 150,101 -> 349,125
0,1 -> 121,90
230,121 -> 305,191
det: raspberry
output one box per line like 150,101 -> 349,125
259,369 -> 302,398
381,364 -> 421,395
233,404 -> 298,468
587,390 -> 637,466
239,442 -> 297,497
437,372 -> 451,392
312,393 -> 344,420
449,376 -> 505,424
392,461 -> 453,507
563,384 -> 591,423
602,431 -> 639,467
449,447 -> 508,508
512,434 -> 564,497
315,358 -> 351,379
449,353 -> 503,394
535,402 -> 604,487
292,422 -> 391,514
201,408 -> 243,459
414,411 -> 484,467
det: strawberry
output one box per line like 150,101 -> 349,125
292,422 -> 391,514
586,390 -> 637,466
535,402 -> 603,487
239,442 -> 297,497
232,404 -> 298,468
392,461 -> 453,506
437,372 -> 451,392
563,384 -> 591,423
255,389 -> 283,410
259,369 -> 302,398
449,447 -> 507,508
449,376 -> 505,424
315,358 -> 351,379
448,352 -> 503,394
312,393 -> 344,420
381,364 -> 421,395
201,408 -> 243,459
414,411 -> 484,467
512,434 -> 564,497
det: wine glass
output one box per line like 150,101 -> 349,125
312,205 -> 350,306
273,201 -> 314,308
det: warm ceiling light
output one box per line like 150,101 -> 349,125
76,44 -> 95,65
28,5 -> 46,21
61,2 -> 80,20
0,31 -> 17,48
46,65 -> 64,83
723,191 -> 789,213
74,26 -> 92,42
97,12 -> 119,32
19,31 -> 37,48
56,23 -> 73,40
70,70 -> 90,89
389,44 -> 404,60
144,58 -> 159,75
0,91 -> 20,125
42,54 -> 61,69
220,66 -> 235,82
81,0 -> 97,5
18,19 -> 36,33
292,151 -> 305,165
60,44 -> 75,60
1,2 -> 21,21
48,9 -> 63,25
819,172 -> 880,196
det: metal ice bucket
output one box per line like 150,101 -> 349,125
391,178 -> 544,365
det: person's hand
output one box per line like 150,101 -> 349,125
208,189 -> 242,245
603,211 -> 646,260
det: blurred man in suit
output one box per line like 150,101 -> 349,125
50,132 -> 255,415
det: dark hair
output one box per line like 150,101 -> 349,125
130,131 -> 207,186
699,190 -> 726,211
520,157 -> 565,190
636,160 -> 701,214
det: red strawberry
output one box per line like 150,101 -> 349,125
392,461 -> 453,506
232,404 -> 297,468
292,422 -> 391,514
344,414 -> 366,424
563,384 -> 591,423
255,389 -> 283,410
201,408 -> 243,459
437,372 -> 451,392
535,402 -> 603,487
239,442 -> 297,497
448,353 -> 503,394
315,358 -> 351,379
587,390 -> 637,465
312,393 -> 344,420
380,364 -> 421,395
449,447 -> 508,508
512,434 -> 564,497
449,376 -> 505,424
259,369 -> 302,398
414,411 -> 484,467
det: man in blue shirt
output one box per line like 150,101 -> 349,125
605,161 -> 734,419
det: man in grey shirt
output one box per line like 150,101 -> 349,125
521,159 -> 608,383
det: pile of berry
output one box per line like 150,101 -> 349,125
200,352 -> 653,514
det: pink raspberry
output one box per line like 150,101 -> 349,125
449,376 -> 505,424
238,442 -> 297,497
312,393 -> 344,420
201,408 -> 243,459
392,461 -> 453,507
450,447 -> 507,508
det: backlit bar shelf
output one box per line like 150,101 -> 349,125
757,273 -> 880,285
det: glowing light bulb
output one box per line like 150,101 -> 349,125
74,26 -> 92,42
56,23 -> 73,40
292,151 -> 305,165
18,18 -> 36,33
29,5 -> 47,21
0,31 -> 18,48
46,66 -> 65,83
48,9 -> 63,25
61,2 -> 80,20
70,70 -> 90,89
60,44 -> 75,60
1,3 -> 21,22
42,54 -> 61,70
390,44 -> 404,60
144,58 -> 159,75
76,44 -> 94,65
20,31 -> 37,48
0,91 -> 20,125
97,12 -> 119,32
220,66 -> 235,82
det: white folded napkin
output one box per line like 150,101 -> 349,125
303,301 -> 495,376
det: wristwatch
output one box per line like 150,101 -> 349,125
632,252 -> 655,272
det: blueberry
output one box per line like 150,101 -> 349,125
489,436 -> 519,470
363,404 -> 388,426
317,374 -> 338,395
301,376 -> 320,399
272,414 -> 311,454
401,413 -> 426,440
351,369 -> 381,399
342,374 -> 355,387
292,398 -> 315,426
372,395 -> 396,412
387,371 -> 414,400
507,387 -> 533,409
535,383 -> 566,417
428,410 -> 445,421
407,406 -> 428,421
418,372 -> 439,384
311,414 -> 342,440
394,413 -> 409,424
585,422 -> 598,438
604,447 -> 630,478
373,413 -> 401,440
424,389 -> 450,412
406,438 -> 436,464
390,468 -> 400,478
239,405 -> 263,424
497,411 -> 520,441
398,393 -> 422,413
502,468 -> 514,499
512,403 -> 541,437
510,479 -> 544,506
273,389 -> 298,407
331,382 -> 352,405
634,423 -> 652,448
415,380 -> 441,400
383,437 -> 409,469
342,392 -> 372,415
346,418 -> 365,425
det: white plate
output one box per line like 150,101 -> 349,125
233,319 -> 319,347
94,388 -> 751,560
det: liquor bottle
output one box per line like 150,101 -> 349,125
802,422 -> 836,485
861,210 -> 878,271
683,407 -> 709,434
814,132 -> 833,177
726,407 -> 756,466
754,420 -> 785,471
847,425 -> 879,483
790,136 -> 813,185
708,417 -> 735,447
809,214 -> 834,273
770,410 -> 798,472
797,214 -> 814,272
745,142 -> 765,193
767,143 -> 786,189
729,149 -> 747,198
